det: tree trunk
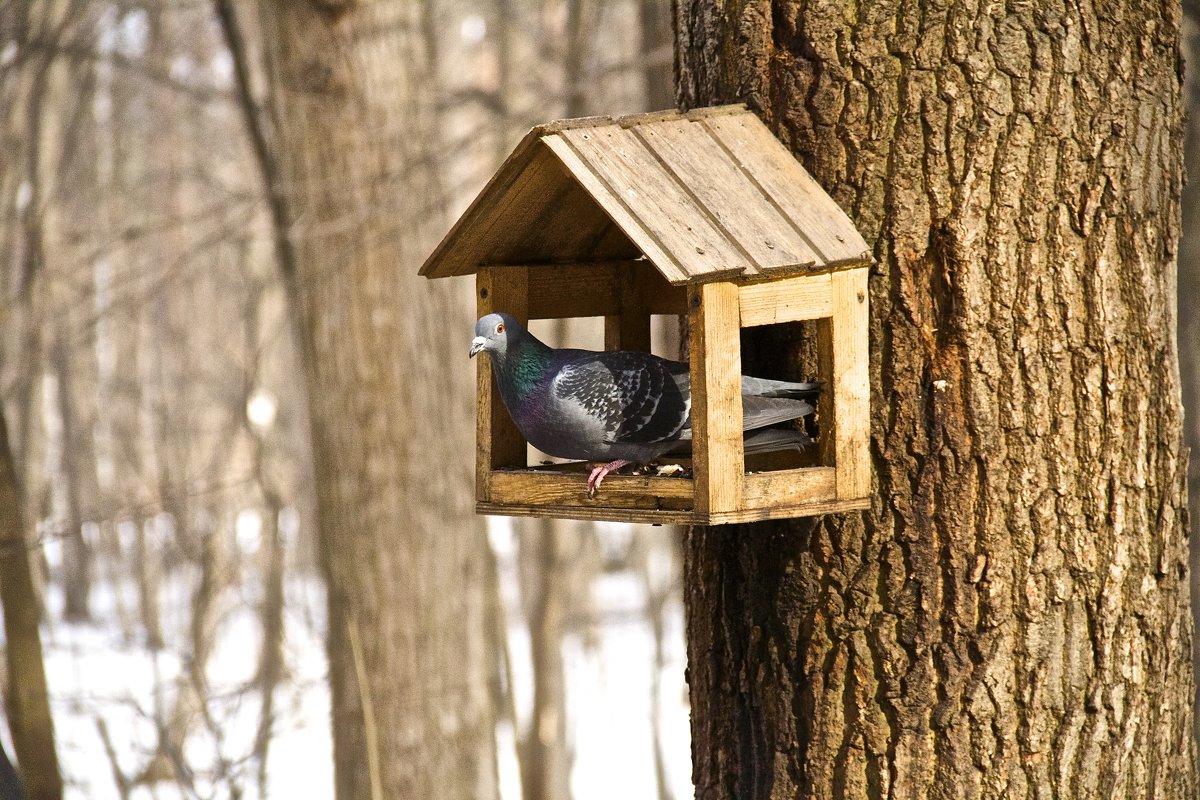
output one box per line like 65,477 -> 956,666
52,329 -> 91,621
0,410 -> 61,800
249,4 -> 496,799
1177,0 -> 1200,743
676,2 -> 1195,798
519,518 -> 571,800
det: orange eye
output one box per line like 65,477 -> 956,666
495,323 -> 505,334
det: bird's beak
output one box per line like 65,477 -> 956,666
469,336 -> 487,358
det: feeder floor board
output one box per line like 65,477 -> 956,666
477,464 -> 865,525
476,498 -> 870,526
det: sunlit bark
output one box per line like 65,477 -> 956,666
678,1 -> 1195,797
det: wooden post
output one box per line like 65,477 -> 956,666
604,263 -> 652,351
830,268 -> 870,499
476,267 -> 529,501
689,281 -> 743,514
816,316 -> 836,468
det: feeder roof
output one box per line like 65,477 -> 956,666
420,105 -> 871,286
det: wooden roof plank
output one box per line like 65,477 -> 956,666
701,114 -> 871,266
557,125 -> 747,281
634,118 -> 821,272
541,134 -> 690,284
422,105 -> 871,284
486,154 -> 636,264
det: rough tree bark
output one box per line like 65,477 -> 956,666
245,4 -> 497,799
676,2 -> 1195,798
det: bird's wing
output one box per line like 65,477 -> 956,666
552,351 -> 691,445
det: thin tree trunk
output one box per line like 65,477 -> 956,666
677,2 -> 1195,798
637,0 -> 673,111
642,551 -> 675,800
563,0 -> 588,118
0,410 -> 61,800
0,738 -> 24,800
519,519 -> 570,800
52,330 -> 90,621
253,485 -> 285,796
1178,0 -> 1200,744
245,4 -> 497,798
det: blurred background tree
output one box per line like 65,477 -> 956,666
0,1 -> 683,798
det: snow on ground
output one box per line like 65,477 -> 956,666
29,517 -> 691,799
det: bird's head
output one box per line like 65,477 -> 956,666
470,312 -> 523,359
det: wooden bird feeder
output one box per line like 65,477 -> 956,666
420,105 -> 871,525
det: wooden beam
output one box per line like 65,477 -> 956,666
476,267 -> 529,501
742,467 -> 835,510
518,261 -> 688,319
690,281 -> 743,514
816,316 -> 836,468
831,267 -> 871,499
487,469 -> 693,510
475,496 -> 869,526
739,272 -> 832,326
605,263 -> 652,351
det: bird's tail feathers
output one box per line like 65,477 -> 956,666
740,375 -> 822,400
741,395 -> 814,432
742,428 -> 814,454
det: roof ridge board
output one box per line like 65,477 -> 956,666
616,109 -> 685,128
532,115 -> 618,135
529,104 -> 750,137
682,103 -> 750,120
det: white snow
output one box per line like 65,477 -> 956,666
31,515 -> 691,799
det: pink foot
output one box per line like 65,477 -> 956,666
587,459 -> 632,497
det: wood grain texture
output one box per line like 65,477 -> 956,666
540,133 -> 690,283
690,281 -> 744,514
477,497 -> 869,526
830,268 -> 869,499
741,466 -> 834,509
486,469 -> 693,508
558,126 -> 746,281
738,272 -> 832,326
678,1 -> 1193,799
632,118 -> 819,269
700,113 -> 871,267
476,267 -> 528,502
522,261 -> 688,318
604,262 -> 652,351
423,106 -> 871,285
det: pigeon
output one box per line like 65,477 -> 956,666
469,312 -> 820,496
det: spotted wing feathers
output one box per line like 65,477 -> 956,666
552,351 -> 691,445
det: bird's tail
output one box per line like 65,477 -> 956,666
740,375 -> 822,399
741,395 -> 814,432
743,428 -> 814,454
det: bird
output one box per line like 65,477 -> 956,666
469,312 -> 821,496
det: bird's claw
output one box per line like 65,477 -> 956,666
586,459 -> 632,498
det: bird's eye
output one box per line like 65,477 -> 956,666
495,323 -> 505,334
